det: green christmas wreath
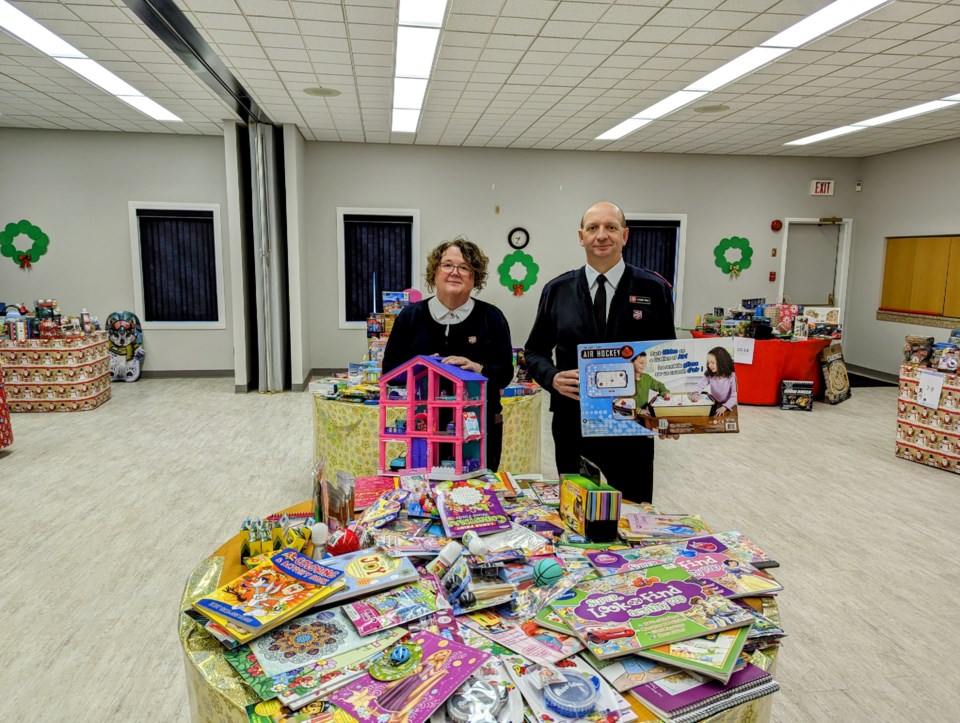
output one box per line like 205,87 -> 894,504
498,250 -> 539,296
0,220 -> 50,270
713,236 -> 753,277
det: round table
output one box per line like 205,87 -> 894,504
180,499 -> 778,723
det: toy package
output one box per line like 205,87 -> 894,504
904,336 -> 934,366
780,380 -> 813,411
819,343 -> 852,404
578,338 -> 740,437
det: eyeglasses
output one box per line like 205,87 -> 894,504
439,262 -> 473,275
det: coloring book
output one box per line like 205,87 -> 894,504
586,543 -> 782,598
460,611 -> 584,666
317,547 -> 420,607
343,580 -> 451,635
436,483 -> 512,537
579,650 -> 677,692
248,606 -> 401,677
529,480 -> 561,507
193,548 -> 344,635
549,565 -> 755,658
636,626 -> 751,684
328,630 -> 489,723
223,629 -> 402,705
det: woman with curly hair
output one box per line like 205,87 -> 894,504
382,237 -> 514,470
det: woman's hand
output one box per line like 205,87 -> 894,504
441,355 -> 482,374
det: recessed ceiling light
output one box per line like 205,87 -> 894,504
303,87 -> 340,97
694,104 -> 730,114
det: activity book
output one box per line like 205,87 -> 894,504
192,548 -> 344,637
549,564 -> 755,659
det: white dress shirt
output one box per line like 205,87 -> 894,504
584,258 -> 625,321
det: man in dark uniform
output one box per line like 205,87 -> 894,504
524,201 -> 677,503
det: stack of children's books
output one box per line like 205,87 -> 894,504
185,476 -> 784,723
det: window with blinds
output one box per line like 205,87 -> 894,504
129,203 -> 225,329
337,208 -> 420,329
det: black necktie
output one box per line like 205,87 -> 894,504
594,274 -> 607,338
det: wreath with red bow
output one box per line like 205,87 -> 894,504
0,220 -> 50,270
498,250 -> 539,296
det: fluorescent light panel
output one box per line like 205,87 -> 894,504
762,0 -> 892,49
596,117 -> 654,141
785,126 -> 865,145
118,95 -> 182,122
636,91 -> 707,120
393,77 -> 428,110
854,100 -> 957,127
392,1 -> 448,133
398,0 -> 446,28
57,57 -> 141,96
0,0 -> 180,122
685,47 -> 790,92
597,0 -> 894,141
0,0 -> 83,58
392,108 -> 419,133
785,95 -> 960,146
395,26 -> 440,78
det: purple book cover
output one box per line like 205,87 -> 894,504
631,660 -> 771,715
437,484 -> 512,537
588,543 -> 781,598
328,630 -> 489,723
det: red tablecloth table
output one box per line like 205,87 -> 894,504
691,332 -> 831,405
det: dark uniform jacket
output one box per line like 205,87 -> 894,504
524,264 -> 677,418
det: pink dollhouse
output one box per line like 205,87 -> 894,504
378,355 -> 487,476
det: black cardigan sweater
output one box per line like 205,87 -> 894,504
381,298 -> 514,416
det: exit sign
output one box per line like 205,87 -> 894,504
810,179 -> 834,196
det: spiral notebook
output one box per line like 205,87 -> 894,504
629,660 -> 779,723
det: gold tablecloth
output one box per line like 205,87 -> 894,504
312,392 -> 543,478
180,494 -> 778,723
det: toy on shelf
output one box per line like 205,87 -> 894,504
377,355 -> 487,476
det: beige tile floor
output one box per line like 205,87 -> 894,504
1,378 -> 957,722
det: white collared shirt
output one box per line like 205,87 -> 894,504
428,296 -> 475,335
584,259 -> 625,320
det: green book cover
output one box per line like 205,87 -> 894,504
636,625 -> 750,684
550,565 -> 754,659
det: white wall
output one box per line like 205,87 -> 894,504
10,128 -> 949,378
304,142 -> 859,368
0,128 -> 233,371
845,137 -> 960,376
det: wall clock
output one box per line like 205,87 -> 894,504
507,227 -> 530,249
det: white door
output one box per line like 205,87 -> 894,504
783,224 -> 841,305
